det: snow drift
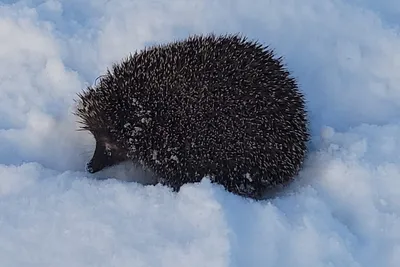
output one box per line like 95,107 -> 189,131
1,0 -> 400,266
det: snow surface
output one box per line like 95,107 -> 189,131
1,0 -> 400,266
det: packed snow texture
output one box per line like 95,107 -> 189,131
1,0 -> 400,266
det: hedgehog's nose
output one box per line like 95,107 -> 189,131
86,161 -> 95,173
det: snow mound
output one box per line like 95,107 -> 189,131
1,0 -> 400,266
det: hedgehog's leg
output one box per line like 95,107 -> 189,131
158,176 -> 184,192
216,172 -> 266,200
157,170 -> 202,193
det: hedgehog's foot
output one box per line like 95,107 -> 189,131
157,177 -> 184,192
216,178 -> 266,200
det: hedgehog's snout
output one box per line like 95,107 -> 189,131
85,141 -> 111,174
85,139 -> 129,174
85,158 -> 104,173
85,160 -> 96,173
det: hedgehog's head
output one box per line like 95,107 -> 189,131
74,88 -> 129,173
85,134 -> 129,173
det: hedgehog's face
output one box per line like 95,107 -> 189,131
86,135 -> 128,173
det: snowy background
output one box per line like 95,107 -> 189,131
1,0 -> 400,266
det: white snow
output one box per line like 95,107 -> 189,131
1,0 -> 400,266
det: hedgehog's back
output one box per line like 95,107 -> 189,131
115,35 -> 309,191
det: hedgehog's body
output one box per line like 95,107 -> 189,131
75,34 -> 309,199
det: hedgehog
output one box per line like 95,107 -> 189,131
75,33 -> 309,200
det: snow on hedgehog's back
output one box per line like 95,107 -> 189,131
74,33 -> 310,200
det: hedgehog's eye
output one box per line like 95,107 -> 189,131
105,145 -> 112,156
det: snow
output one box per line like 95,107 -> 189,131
1,0 -> 400,266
